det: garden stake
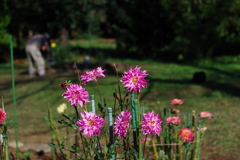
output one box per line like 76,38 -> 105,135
108,108 -> 115,159
190,112 -> 196,160
187,113 -> 191,128
131,94 -> 138,152
196,121 -> 201,159
137,93 -> 143,160
91,95 -> 96,113
169,125 -> 173,160
168,109 -> 172,159
10,37 -> 19,159
163,106 -> 168,154
168,109 -> 171,117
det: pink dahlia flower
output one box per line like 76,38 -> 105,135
178,128 -> 194,142
114,110 -> 132,138
141,111 -> 162,136
165,116 -> 181,125
200,111 -> 212,119
76,110 -> 105,138
62,84 -> 90,107
171,108 -> 180,114
171,98 -> 184,106
0,109 -> 6,123
120,66 -> 149,93
80,67 -> 105,85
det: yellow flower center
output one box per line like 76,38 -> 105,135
89,119 -> 95,126
148,121 -> 155,125
132,77 -> 138,82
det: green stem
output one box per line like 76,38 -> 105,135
10,36 -> 19,159
96,81 -> 102,103
113,64 -> 123,111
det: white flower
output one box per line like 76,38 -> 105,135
57,103 -> 67,114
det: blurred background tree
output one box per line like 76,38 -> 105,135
1,0 -> 240,62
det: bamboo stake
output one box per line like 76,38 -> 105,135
131,94 -> 138,152
108,108 -> 115,159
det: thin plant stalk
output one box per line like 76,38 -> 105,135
10,36 -> 19,158
47,106 -> 67,160
143,135 -> 147,157
95,81 -> 103,103
152,139 -> 158,160
74,107 -> 88,159
113,64 -> 123,111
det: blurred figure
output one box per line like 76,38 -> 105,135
25,33 -> 50,77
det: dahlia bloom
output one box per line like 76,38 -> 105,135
165,116 -> 181,125
178,128 -> 194,142
57,103 -> 67,114
114,110 -> 132,138
200,111 -> 212,119
120,66 -> 149,93
0,109 -> 6,124
80,67 -> 105,85
141,111 -> 162,136
76,110 -> 105,138
62,84 -> 90,107
171,108 -> 180,114
171,98 -> 184,106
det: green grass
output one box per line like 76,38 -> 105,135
1,41 -> 240,159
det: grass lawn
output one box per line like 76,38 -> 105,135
0,41 -> 240,160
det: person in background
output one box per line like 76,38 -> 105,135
25,33 -> 50,77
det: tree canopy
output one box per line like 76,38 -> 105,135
1,0 -> 240,61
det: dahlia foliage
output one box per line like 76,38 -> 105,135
51,65 -> 213,160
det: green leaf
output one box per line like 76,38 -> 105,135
71,144 -> 77,150
47,143 -> 60,149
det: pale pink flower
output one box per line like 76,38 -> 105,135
200,111 -> 212,119
141,111 -> 162,136
171,99 -> 184,106
171,108 -> 180,114
200,127 -> 207,133
178,128 -> 194,142
165,116 -> 181,125
141,137 -> 152,144
114,110 -> 132,138
62,84 -> 90,107
80,67 -> 105,85
120,66 -> 149,93
76,110 -> 105,138
0,109 -> 6,124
